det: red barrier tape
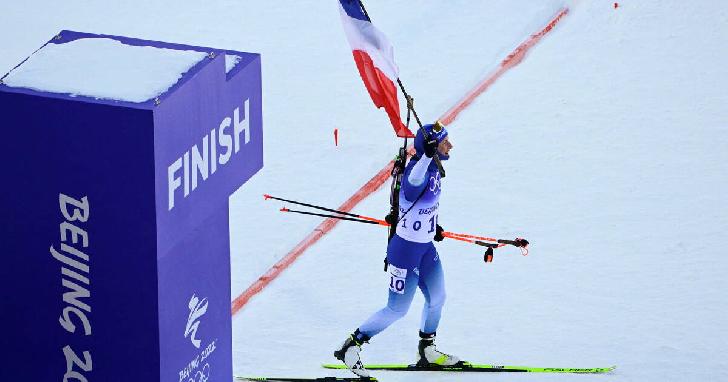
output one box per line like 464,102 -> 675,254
440,8 -> 569,125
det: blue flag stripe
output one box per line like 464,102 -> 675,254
339,0 -> 369,22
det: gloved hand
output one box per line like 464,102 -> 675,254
424,136 -> 439,158
384,212 -> 398,225
434,224 -> 445,242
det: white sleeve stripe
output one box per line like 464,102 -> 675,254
407,156 -> 433,187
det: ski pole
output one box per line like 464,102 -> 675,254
278,207 -> 510,245
443,231 -> 498,243
442,232 -> 504,247
264,194 -> 362,219
446,233 -> 529,256
278,207 -> 510,250
269,194 -> 528,250
440,233 -> 528,261
397,80 -> 446,178
265,194 -> 387,225
279,207 -> 385,225
279,206 -> 527,261
443,231 -> 529,249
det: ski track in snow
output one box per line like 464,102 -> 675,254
2,1 -> 727,381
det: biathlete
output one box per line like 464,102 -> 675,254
334,121 -> 460,377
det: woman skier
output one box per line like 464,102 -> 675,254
334,121 -> 460,377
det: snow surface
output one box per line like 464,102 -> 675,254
2,1 -> 727,381
2,37 -> 206,102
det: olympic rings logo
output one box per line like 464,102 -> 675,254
429,172 -> 441,195
188,363 -> 211,382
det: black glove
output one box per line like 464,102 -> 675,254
423,136 -> 438,158
384,212 -> 398,225
434,224 -> 444,242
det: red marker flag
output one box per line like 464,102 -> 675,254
338,0 -> 414,138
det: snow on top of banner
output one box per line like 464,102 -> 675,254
338,0 -> 399,80
225,54 -> 242,73
2,37 -> 207,103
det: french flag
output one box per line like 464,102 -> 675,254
338,0 -> 414,138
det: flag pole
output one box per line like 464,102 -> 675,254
356,0 -> 446,177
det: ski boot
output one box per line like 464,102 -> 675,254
415,331 -> 462,367
334,329 -> 370,377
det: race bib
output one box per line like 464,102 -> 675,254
396,210 -> 439,243
388,265 -> 407,294
396,172 -> 442,243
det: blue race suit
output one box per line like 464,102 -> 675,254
358,155 -> 445,338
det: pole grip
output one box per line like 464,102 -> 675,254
484,247 -> 494,263
475,240 -> 500,248
498,238 -> 530,247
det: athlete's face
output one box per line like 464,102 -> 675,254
438,137 -> 453,156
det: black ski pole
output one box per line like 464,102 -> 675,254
279,208 -> 385,226
264,194 -> 362,219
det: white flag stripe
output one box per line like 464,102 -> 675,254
338,4 -> 400,80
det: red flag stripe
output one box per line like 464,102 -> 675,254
353,50 -> 414,138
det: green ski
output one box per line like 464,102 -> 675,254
236,377 -> 377,382
322,362 -> 616,374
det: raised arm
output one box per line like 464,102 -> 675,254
402,156 -> 433,201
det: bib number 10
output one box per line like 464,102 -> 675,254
389,276 -> 405,294
388,265 -> 407,295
